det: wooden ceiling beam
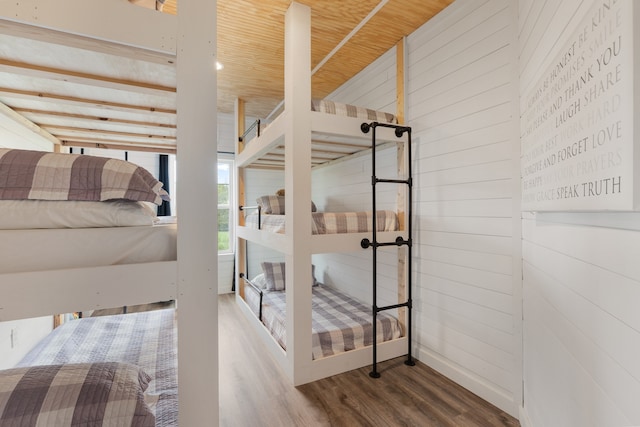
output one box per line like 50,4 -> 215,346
13,108 -> 176,129
43,124 -> 175,140
59,135 -> 175,148
0,59 -> 176,96
0,87 -> 176,115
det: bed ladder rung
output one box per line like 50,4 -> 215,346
374,177 -> 412,186
376,301 -> 410,312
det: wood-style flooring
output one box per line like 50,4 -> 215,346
219,293 -> 520,427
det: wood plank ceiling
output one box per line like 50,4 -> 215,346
0,0 -> 453,154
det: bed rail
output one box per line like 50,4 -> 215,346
239,272 -> 263,320
238,119 -> 261,143
239,204 -> 262,229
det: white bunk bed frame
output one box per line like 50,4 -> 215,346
235,2 -> 410,385
0,1 -> 218,425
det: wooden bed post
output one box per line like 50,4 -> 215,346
396,37 -> 409,334
235,98 -> 247,299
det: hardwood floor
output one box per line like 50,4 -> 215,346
219,293 -> 520,427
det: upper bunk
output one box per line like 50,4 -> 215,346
234,5 -> 411,255
235,98 -> 405,170
0,2 -> 181,321
1,0 -> 218,424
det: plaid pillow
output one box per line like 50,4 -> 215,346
256,195 -> 317,214
261,262 -> 319,290
0,149 -> 169,205
0,362 -> 155,427
257,195 -> 285,214
261,262 -> 286,291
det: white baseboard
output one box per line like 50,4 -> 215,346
519,406 -> 533,427
417,346 -> 518,419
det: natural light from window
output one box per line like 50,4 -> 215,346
217,158 -> 233,253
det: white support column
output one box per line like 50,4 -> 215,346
176,0 -> 218,425
284,2 -> 313,385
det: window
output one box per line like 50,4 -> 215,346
218,157 -> 234,253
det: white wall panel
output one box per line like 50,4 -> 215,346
408,0 -> 521,416
327,47 -> 397,113
519,0 -> 640,425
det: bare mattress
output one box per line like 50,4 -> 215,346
0,217 -> 177,274
245,284 -> 402,359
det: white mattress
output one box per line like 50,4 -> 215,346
0,217 -> 177,274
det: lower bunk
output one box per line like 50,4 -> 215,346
244,281 -> 402,360
0,309 -> 177,426
237,266 -> 408,384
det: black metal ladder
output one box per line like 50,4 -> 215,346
360,121 -> 415,378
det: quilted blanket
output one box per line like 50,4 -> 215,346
17,309 -> 177,426
0,149 -> 169,205
245,285 -> 403,359
311,99 -> 397,124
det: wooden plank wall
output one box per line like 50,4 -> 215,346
315,0 -> 521,416
519,0 -> 640,426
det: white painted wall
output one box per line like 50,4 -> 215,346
319,0 -> 522,417
407,0 -> 521,415
519,1 -> 640,426
0,317 -> 52,369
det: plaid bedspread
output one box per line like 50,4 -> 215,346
17,309 -> 177,427
311,99 -> 397,124
0,149 -> 168,205
245,285 -> 402,359
245,210 -> 398,234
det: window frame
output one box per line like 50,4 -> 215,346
217,155 -> 234,254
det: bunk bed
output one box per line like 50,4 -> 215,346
234,2 -> 413,385
4,309 -> 177,426
243,273 -> 403,360
0,0 -> 218,425
0,148 -> 177,276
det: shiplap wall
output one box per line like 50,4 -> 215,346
311,47 -> 400,308
409,0 -> 520,415
319,0 -> 521,416
519,1 -> 640,426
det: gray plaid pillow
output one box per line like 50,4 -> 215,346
256,195 -> 317,214
261,262 -> 319,290
261,262 -> 286,291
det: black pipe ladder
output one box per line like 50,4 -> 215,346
360,121 -> 415,378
